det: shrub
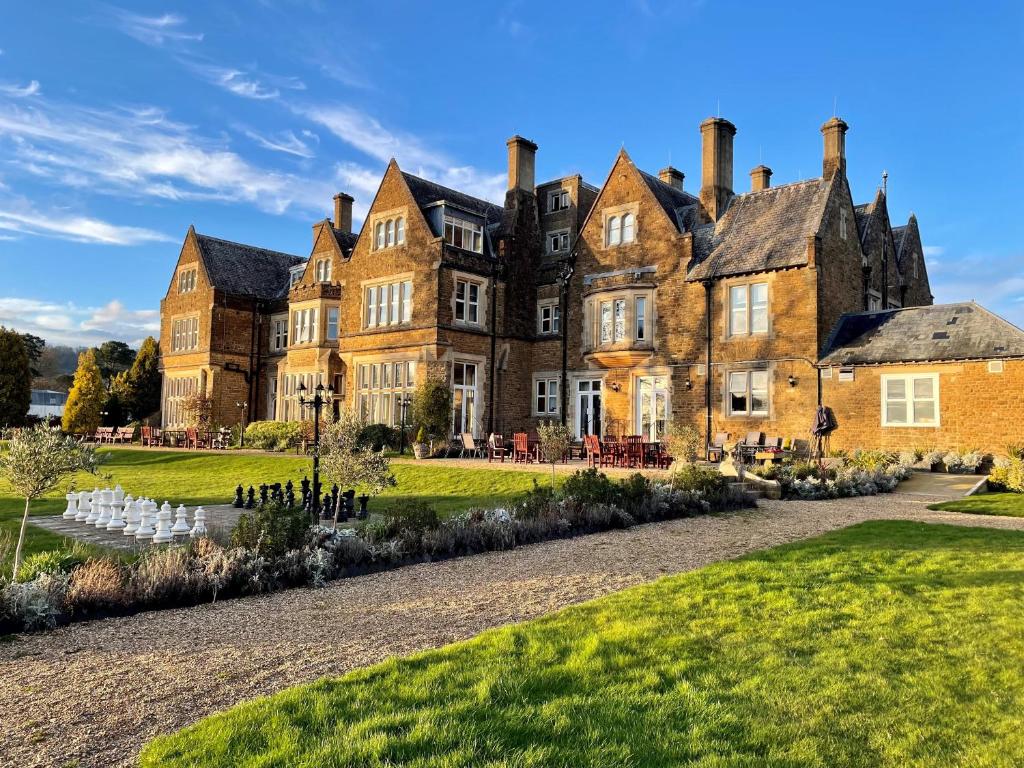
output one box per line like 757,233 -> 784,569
663,423 -> 702,463
1006,443 -> 1024,461
231,502 -> 310,558
2,573 -> 68,630
515,480 -> 558,520
372,501 -> 441,546
66,558 -> 129,614
670,464 -> 729,496
847,449 -> 898,471
244,420 -> 304,451
358,423 -> 399,452
990,457 -> 1024,492
411,365 -> 451,441
561,468 -> 617,506
16,543 -> 90,582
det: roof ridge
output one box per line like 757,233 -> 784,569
400,170 -> 502,213
737,177 -> 825,196
196,232 -> 302,260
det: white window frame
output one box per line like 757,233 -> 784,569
171,316 -> 199,352
356,359 -> 416,425
270,316 -> 288,352
290,306 -> 319,345
547,229 -> 570,254
443,214 -> 484,254
315,258 -> 331,283
881,373 -> 940,427
451,360 -> 479,437
538,300 -> 561,335
548,189 -> 569,213
868,290 -> 882,311
534,376 -> 560,416
454,277 -> 482,325
728,282 -> 769,337
727,370 -> 770,417
326,306 -> 339,340
363,277 -> 414,329
177,268 -> 197,293
289,264 -> 305,287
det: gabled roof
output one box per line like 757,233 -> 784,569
401,171 -> 504,224
891,224 -> 907,261
819,302 -> 1024,365
638,170 -> 699,233
687,177 -> 831,280
194,232 -> 304,301
332,227 -> 358,255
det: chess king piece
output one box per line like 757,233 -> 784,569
94,488 -> 114,528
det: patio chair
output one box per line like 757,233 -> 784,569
623,435 -> 644,468
733,431 -> 763,463
512,432 -> 533,463
488,433 -> 508,463
707,432 -> 729,462
460,432 -> 484,459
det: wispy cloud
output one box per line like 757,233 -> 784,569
0,201 -> 174,245
243,127 -> 316,158
104,7 -> 203,47
186,61 -> 305,101
0,297 -> 159,346
0,80 -> 40,98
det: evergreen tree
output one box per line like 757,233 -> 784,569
19,333 -> 45,377
92,340 -> 135,384
112,336 -> 161,421
0,327 -> 31,427
62,349 -> 106,435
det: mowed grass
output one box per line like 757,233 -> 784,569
0,448 -> 555,571
929,491 -> 1024,518
142,521 -> 1024,768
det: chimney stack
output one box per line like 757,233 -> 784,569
333,192 -> 354,233
658,166 -> 685,191
506,135 -> 537,193
820,117 -> 849,179
750,165 -> 772,192
699,117 -> 736,223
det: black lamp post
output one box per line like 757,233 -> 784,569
298,381 -> 334,522
398,394 -> 412,455
235,400 -> 248,447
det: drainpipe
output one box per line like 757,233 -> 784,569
487,260 -> 499,435
703,280 -> 714,448
559,259 -> 575,427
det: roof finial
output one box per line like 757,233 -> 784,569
882,169 -> 888,194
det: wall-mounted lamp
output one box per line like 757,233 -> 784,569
609,382 -> 621,392
685,378 -> 693,390
788,375 -> 798,387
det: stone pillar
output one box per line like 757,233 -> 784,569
699,117 -> 736,223
506,135 -> 537,193
821,117 -> 849,179
749,165 -> 772,192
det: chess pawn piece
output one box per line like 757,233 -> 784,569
113,484 -> 125,506
233,484 -> 244,508
190,507 -> 208,538
152,501 -> 174,544
259,484 -> 269,507
123,496 -> 142,535
85,488 -> 101,524
245,486 -> 256,509
63,491 -> 78,519
171,504 -> 191,536
106,493 -> 129,531
75,491 -> 91,522
135,499 -> 156,541
95,488 -> 114,528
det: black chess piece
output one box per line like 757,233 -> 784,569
259,483 -> 269,507
285,483 -> 295,509
322,492 -> 332,518
330,485 -> 339,517
300,476 -> 310,506
343,489 -> 356,519
233,484 -> 244,508
245,486 -> 256,509
357,494 -> 370,519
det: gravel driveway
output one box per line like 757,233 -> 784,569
3,494 -> 1023,768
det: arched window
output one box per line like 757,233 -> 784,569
386,219 -> 395,246
396,217 -> 405,244
607,215 -> 620,246
621,213 -> 635,243
375,222 -> 384,250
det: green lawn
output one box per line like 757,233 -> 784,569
929,491 -> 1024,517
0,448 -> 556,571
142,521 -> 1024,767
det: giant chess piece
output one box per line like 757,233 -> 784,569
190,506 -> 208,538
85,488 -> 102,524
106,493 -> 129,531
259,483 -> 269,507
285,481 -> 295,509
123,496 -> 142,536
171,504 -> 191,537
245,486 -> 256,509
113,484 -> 125,507
233,484 -> 244,508
322,492 -> 332,519
152,501 -> 174,544
95,488 -> 114,528
331,485 -> 339,516
343,489 -> 356,519
75,490 -> 91,522
357,494 -> 370,520
300,476 -> 310,507
63,491 -> 78,520
135,498 -> 156,542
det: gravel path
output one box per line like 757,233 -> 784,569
3,495 -> 1024,768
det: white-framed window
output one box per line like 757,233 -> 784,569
289,264 -> 305,287
356,360 -> 416,426
535,377 -> 559,415
291,307 -> 319,344
162,375 -> 199,427
315,258 -> 331,283
280,372 -> 326,422
635,296 -> 647,341
373,216 -> 406,251
326,307 -> 339,340
271,317 -> 288,352
881,373 -> 939,427
171,317 -> 199,352
728,282 -> 769,336
728,370 -> 770,416
267,375 -> 278,421
364,279 -> 413,328
452,361 -> 478,437
177,268 -> 197,293
605,212 -> 636,247
538,301 -> 561,335
840,207 -> 848,240
444,214 -> 483,253
586,290 -> 653,349
548,190 -> 569,212
455,278 -> 481,324
548,230 -> 570,254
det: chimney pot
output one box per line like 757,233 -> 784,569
333,192 -> 354,234
699,117 -> 736,223
658,166 -> 685,191
506,135 -> 538,193
750,165 -> 772,192
820,117 -> 849,179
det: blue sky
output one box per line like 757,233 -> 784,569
0,0 -> 1021,346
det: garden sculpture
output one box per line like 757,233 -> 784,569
63,492 -> 78,520
153,501 -> 174,544
123,496 -> 142,535
135,499 -> 156,541
85,487 -> 101,524
95,488 -> 113,528
233,484 -> 244,508
106,494 -> 129,531
190,507 -> 207,538
171,504 -> 191,536
75,490 -> 91,522
245,486 -> 256,509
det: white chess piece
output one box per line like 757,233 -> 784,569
75,491 -> 90,522
171,504 -> 190,536
113,485 -> 124,506
152,501 -> 174,544
95,488 -> 113,528
107,494 -> 129,531
189,507 -> 208,539
63,492 -> 78,519
135,498 -> 156,541
85,488 -> 101,524
123,496 -> 142,535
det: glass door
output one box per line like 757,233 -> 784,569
451,362 -> 478,437
575,379 -> 602,438
636,376 -> 669,441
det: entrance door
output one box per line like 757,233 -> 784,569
451,361 -> 478,437
635,376 -> 669,441
575,379 -> 602,438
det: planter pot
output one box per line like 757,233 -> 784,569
412,443 -> 429,459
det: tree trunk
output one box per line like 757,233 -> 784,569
12,496 -> 30,580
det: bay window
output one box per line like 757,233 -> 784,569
728,370 -> 770,416
444,214 -> 483,253
291,307 -> 319,344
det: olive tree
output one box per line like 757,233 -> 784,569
2,425 -> 102,579
537,420 -> 574,487
318,408 -> 396,521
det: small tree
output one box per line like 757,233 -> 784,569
0,327 -> 31,428
182,391 -> 213,429
2,425 -> 102,579
319,408 -> 397,521
663,422 -> 702,464
411,365 -> 452,448
62,349 -> 106,435
112,336 -> 161,422
537,420 -> 573,487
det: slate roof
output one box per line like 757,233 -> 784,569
891,224 -> 908,266
638,170 -> 700,233
401,172 -> 504,223
332,227 -> 358,255
195,233 -> 304,301
819,303 -> 1024,365
853,201 -> 874,242
687,178 -> 831,280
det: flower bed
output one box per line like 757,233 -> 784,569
0,467 -> 751,633
749,450 -> 913,500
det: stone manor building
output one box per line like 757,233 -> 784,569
159,116 -> 1024,453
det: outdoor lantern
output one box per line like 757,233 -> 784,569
788,375 -> 798,387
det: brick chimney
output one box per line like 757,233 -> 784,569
750,165 -> 772,192
333,192 -> 354,233
506,135 -> 537,192
699,117 -> 736,223
658,166 -> 685,191
821,117 -> 849,179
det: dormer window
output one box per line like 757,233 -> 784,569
373,216 -> 405,250
548,190 -> 569,212
605,212 -> 636,247
289,264 -> 305,287
444,214 -> 483,253
315,258 -> 331,283
177,268 -> 197,293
